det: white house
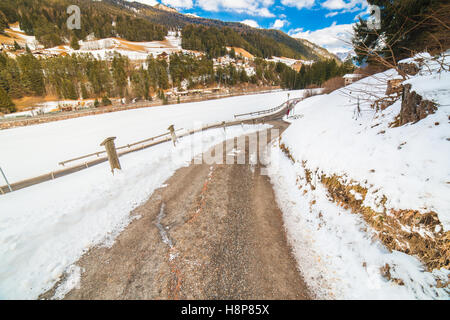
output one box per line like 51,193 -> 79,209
343,73 -> 364,86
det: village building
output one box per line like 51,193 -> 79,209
343,73 -> 364,86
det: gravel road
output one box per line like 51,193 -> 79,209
41,120 -> 310,300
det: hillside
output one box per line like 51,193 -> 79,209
268,51 -> 450,299
0,0 -> 328,61
126,0 -> 322,60
297,38 -> 341,63
0,0 -> 355,116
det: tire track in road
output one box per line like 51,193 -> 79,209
41,121 -> 311,300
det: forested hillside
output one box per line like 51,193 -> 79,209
0,47 -> 353,114
0,0 -> 167,47
0,0 -> 323,61
116,0 -> 321,60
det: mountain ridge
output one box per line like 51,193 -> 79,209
110,0 -> 339,61
0,0 -> 340,62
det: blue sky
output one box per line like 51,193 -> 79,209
128,1 -> 370,55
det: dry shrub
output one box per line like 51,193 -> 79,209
303,89 -> 314,99
279,139 -> 450,274
320,174 -> 449,272
279,143 -> 295,163
422,2 -> 450,56
322,76 -> 345,94
303,88 -> 322,99
355,64 -> 387,77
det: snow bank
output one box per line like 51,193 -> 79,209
267,146 -> 448,299
0,124 -> 270,299
269,53 -> 449,299
282,66 -> 450,229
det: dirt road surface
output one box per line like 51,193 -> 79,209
41,120 -> 310,300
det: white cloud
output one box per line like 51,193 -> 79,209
162,0 -> 193,9
321,0 -> 367,12
289,21 -> 355,55
195,0 -> 275,17
241,19 -> 260,28
325,11 -> 339,18
125,0 -> 159,6
281,0 -> 315,9
271,19 -> 289,30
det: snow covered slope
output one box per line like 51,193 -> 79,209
268,52 -> 450,299
43,31 -> 183,61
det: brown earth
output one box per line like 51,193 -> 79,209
40,121 -> 311,300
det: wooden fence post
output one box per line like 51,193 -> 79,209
0,167 -> 12,192
100,137 -> 121,174
168,125 -> 177,146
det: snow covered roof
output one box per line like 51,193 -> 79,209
343,73 -> 364,79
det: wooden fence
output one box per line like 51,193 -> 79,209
0,88 -> 282,130
0,98 -> 299,194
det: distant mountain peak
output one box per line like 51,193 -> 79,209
153,3 -> 178,13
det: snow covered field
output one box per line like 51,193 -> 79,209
268,53 -> 450,299
0,90 -> 302,183
42,31 -> 186,61
0,90 -> 305,299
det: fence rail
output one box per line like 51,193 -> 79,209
0,97 -> 302,194
58,128 -> 185,167
234,98 -> 302,119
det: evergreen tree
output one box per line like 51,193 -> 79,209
0,11 -> 8,34
17,53 -> 45,96
230,48 -> 236,59
131,67 -> 150,100
0,86 -> 15,114
70,35 -> 80,50
13,41 -> 21,51
111,53 -> 129,97
81,83 -> 89,100
352,0 -> 446,65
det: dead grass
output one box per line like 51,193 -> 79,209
227,47 -> 255,60
322,77 -> 345,94
278,143 -> 449,277
12,95 -> 59,111
320,174 -> 449,272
